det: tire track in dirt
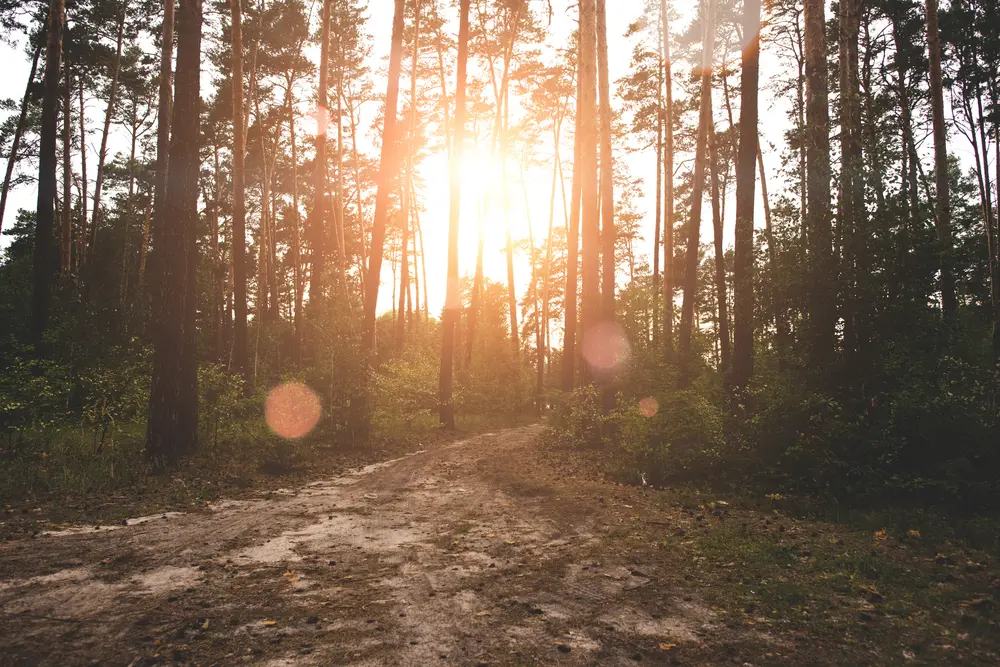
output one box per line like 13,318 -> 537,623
0,426 -> 715,666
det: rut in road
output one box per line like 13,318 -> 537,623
0,426 -> 715,666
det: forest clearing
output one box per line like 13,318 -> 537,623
2,0 -> 1000,662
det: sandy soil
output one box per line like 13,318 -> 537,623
0,427 -> 727,666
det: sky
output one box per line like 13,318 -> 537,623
0,0 -> 971,319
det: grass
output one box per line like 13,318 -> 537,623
536,434 -> 1000,664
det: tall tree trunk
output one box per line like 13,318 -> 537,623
150,0 -> 174,292
347,76 -> 368,288
61,57 -> 72,273
311,0 -> 330,304
678,0 -> 715,371
230,0 -> 249,381
334,2 -> 347,289
88,4 -> 126,260
596,0 -> 616,408
76,80 -> 87,271
147,0 -> 201,464
653,12 -> 663,347
31,0 -> 64,350
597,0 -> 615,327
397,0 -> 422,352
561,52 -> 583,392
540,123 -> 560,412
253,88 -> 271,321
925,0 -> 956,317
503,102 -> 519,357
578,0 -> 599,384
732,0 -> 759,388
290,87 -> 303,362
440,0 -> 470,428
839,0 -> 863,369
710,127 -> 731,377
804,0 -> 834,368
661,0 -> 675,361
212,145 -> 224,360
0,41 -> 41,236
464,214 -> 484,367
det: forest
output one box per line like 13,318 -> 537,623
1,0 -> 999,662
2,0 -> 999,509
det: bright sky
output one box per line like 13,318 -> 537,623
0,1 -> 972,319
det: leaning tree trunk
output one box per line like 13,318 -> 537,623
355,0 -> 406,436
732,0 -> 759,389
362,0 -> 405,351
229,0 -> 248,380
0,41 -> 41,238
88,5 -> 126,262
678,0 -> 715,374
925,0 -> 956,318
440,0 -> 470,429
31,0 -> 64,351
147,0 -> 201,465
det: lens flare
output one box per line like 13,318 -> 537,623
265,382 -> 322,439
581,321 -> 631,375
639,397 -> 659,418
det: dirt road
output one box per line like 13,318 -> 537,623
0,426 -> 720,666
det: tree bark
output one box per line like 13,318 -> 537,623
440,0 -> 469,428
147,0 -> 201,464
31,0 -> 64,351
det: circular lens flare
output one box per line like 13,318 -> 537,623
582,322 -> 631,374
265,382 -> 322,439
639,397 -> 659,418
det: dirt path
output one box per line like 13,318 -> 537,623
0,426 -> 720,666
